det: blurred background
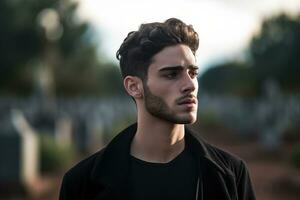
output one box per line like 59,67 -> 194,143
0,0 -> 299,199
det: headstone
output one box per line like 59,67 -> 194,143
55,116 -> 72,147
0,110 -> 39,195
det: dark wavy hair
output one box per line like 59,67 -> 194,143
116,18 -> 199,80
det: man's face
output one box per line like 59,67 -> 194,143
143,44 -> 199,124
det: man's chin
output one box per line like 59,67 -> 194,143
182,117 -> 197,124
172,114 -> 197,124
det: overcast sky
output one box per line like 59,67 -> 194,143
77,0 -> 300,73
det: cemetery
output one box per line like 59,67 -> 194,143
0,90 -> 299,199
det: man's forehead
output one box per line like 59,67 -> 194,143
151,45 -> 195,64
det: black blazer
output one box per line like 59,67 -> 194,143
59,123 -> 256,200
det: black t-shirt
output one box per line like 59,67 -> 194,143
128,147 -> 198,200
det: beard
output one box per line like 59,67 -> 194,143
143,83 -> 197,124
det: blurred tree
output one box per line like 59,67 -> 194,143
200,13 -> 300,96
199,62 -> 257,96
0,0 -> 42,94
250,13 -> 300,93
0,0 -> 122,97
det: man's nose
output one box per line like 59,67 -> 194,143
180,72 -> 197,93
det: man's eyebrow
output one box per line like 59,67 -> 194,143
159,65 -> 198,72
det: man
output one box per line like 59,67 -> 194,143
59,18 -> 256,200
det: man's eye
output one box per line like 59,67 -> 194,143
165,72 -> 178,79
189,70 -> 199,78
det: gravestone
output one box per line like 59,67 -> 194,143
258,79 -> 289,150
55,116 -> 72,147
0,110 -> 39,196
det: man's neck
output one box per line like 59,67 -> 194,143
130,116 -> 185,163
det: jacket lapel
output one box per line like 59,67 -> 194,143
185,128 -> 237,200
199,158 -> 236,200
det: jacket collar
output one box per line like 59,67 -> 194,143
90,123 -> 226,187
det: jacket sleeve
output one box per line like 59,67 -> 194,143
236,160 -> 256,200
59,172 -> 79,200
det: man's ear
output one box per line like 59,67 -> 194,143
123,76 -> 143,99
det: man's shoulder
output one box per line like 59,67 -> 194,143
202,139 -> 251,182
204,141 -> 244,168
59,148 -> 107,199
62,123 -> 136,183
63,148 -> 106,183
187,129 -> 246,175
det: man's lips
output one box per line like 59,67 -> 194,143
177,98 -> 197,105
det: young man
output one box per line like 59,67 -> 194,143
59,18 -> 256,200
